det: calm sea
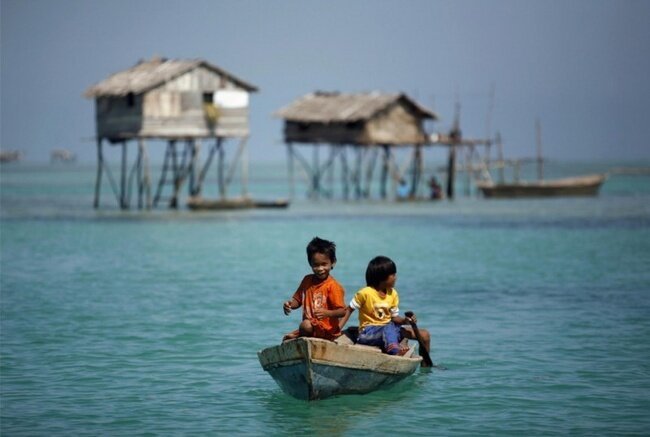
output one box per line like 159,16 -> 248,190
1,161 -> 649,435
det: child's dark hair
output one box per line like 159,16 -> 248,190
306,237 -> 337,264
365,256 -> 396,288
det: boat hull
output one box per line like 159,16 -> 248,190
476,174 -> 606,198
187,196 -> 289,210
258,337 -> 421,400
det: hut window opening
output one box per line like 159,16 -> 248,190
203,92 -> 214,104
126,92 -> 135,107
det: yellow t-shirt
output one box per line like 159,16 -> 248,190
350,286 -> 400,329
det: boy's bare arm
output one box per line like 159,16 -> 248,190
283,297 -> 299,315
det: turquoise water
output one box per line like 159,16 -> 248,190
2,162 -> 650,435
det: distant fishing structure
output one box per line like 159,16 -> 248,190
276,91 -> 500,200
85,56 -> 257,209
276,91 -> 439,200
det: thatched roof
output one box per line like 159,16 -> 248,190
84,57 -> 258,98
275,91 -> 438,123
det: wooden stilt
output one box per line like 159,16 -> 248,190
225,137 -> 248,191
353,148 -> 362,199
312,145 -> 320,200
290,146 -> 313,197
137,140 -> 144,209
240,136 -> 249,197
218,138 -> 225,199
327,145 -> 335,199
189,139 -> 199,196
363,147 -> 378,198
287,143 -> 295,200
446,145 -> 456,200
380,145 -> 389,199
465,146 -> 472,197
410,145 -> 423,198
97,146 -> 121,206
94,138 -> 103,208
340,147 -> 349,200
126,140 -> 145,208
197,138 -> 218,195
154,140 -> 173,207
169,140 -> 181,208
120,141 -> 128,209
141,139 -> 152,209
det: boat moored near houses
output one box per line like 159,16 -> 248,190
476,173 -> 607,198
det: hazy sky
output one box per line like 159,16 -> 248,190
2,0 -> 649,163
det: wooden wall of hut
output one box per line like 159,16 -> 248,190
96,66 -> 250,140
283,104 -> 427,146
364,104 -> 428,145
284,122 -> 364,144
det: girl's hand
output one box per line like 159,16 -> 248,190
405,311 -> 417,325
283,301 -> 292,315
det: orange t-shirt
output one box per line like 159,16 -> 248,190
291,274 -> 345,340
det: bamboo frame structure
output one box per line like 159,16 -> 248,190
94,135 -> 250,210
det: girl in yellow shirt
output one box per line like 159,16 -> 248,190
340,256 -> 431,362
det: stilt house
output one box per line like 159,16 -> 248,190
85,56 -> 258,209
275,91 -> 438,199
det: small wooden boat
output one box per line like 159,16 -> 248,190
187,196 -> 289,210
475,173 -> 607,198
257,336 -> 422,400
187,196 -> 255,210
251,198 -> 290,209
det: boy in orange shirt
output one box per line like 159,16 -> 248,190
282,237 -> 346,341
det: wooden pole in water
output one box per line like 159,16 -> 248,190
312,144 -> 320,199
354,147 -> 362,199
536,118 -> 544,181
94,138 -> 103,208
241,136 -> 249,198
197,138 -> 217,196
326,145 -> 335,199
120,140 -> 127,209
218,138 -> 225,199
446,145 -> 456,199
142,139 -> 151,209
340,147 -> 349,200
153,140 -> 172,208
136,140 -> 143,209
411,145 -> 423,198
380,145 -> 389,199
189,139 -> 199,196
170,140 -> 180,208
363,146 -> 377,198
287,142 -> 295,200
497,132 -> 504,184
